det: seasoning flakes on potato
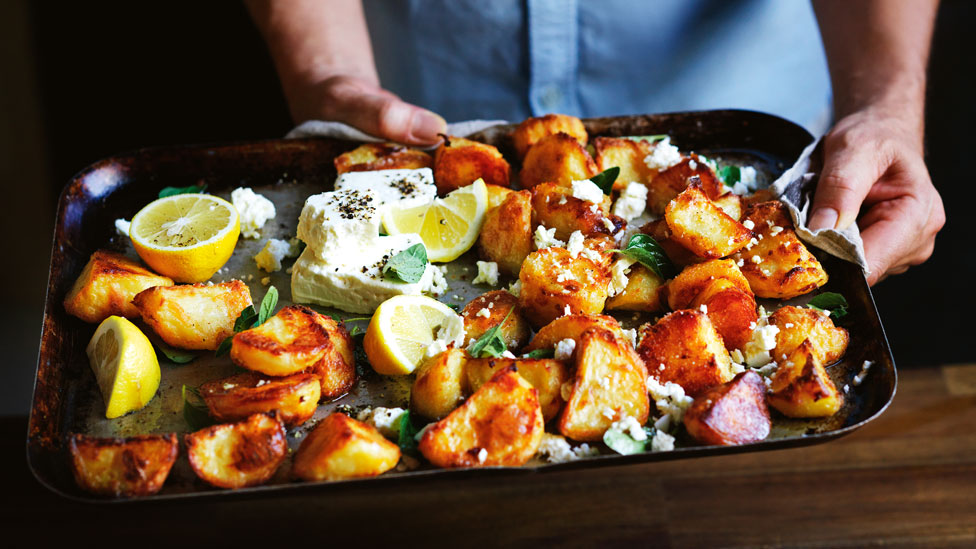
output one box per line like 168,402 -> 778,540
133,279 -> 252,351
637,310 -> 735,398
683,371 -> 771,446
200,371 -> 321,427
292,413 -> 401,482
64,250 -> 174,323
185,412 -> 288,489
333,142 -> 432,175
69,433 -> 178,497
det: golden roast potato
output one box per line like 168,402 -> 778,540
231,305 -> 339,376
519,132 -> 598,189
511,114 -> 588,160
478,189 -> 533,276
518,247 -> 611,328
637,310 -> 734,397
333,142 -> 432,175
646,154 -> 722,215
768,305 -> 849,365
465,356 -> 571,422
461,290 -> 531,353
184,412 -> 288,489
69,433 -> 178,497
64,250 -> 173,323
133,280 -> 252,351
667,259 -> 758,351
410,348 -> 468,420
199,371 -> 320,427
604,263 -> 667,313
683,371 -> 771,446
524,313 -> 623,359
664,181 -> 753,259
592,136 -> 654,191
768,340 -> 844,418
292,413 -> 401,482
530,182 -> 620,241
433,135 -> 510,194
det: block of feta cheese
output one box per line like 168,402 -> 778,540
334,168 -> 436,217
297,189 -> 383,260
290,234 -> 436,314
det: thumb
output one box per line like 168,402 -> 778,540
324,79 -> 446,146
808,140 -> 883,231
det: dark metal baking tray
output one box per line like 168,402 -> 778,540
28,110 -> 897,502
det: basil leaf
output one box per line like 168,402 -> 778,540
215,336 -> 233,357
523,348 -> 555,359
383,243 -> 428,283
182,385 -> 215,431
808,292 -> 849,319
718,165 -> 741,187
159,184 -> 207,198
468,310 -> 513,359
155,341 -> 197,364
446,303 -> 461,312
603,426 -> 654,456
255,286 -> 278,327
233,306 -> 258,333
617,234 -> 676,279
397,411 -> 423,457
623,134 -> 669,143
589,167 -> 620,195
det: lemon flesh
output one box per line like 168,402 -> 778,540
363,295 -> 463,375
86,316 -> 160,419
129,193 -> 240,282
383,179 -> 487,262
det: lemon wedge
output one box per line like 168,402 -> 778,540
129,193 -> 240,283
363,295 -> 464,375
383,178 -> 487,262
86,316 -> 161,419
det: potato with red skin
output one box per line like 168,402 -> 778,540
519,132 -> 598,189
518,247 -> 611,328
646,154 -> 722,215
511,114 -> 588,160
768,305 -> 849,365
665,181 -> 753,259
461,290 -> 531,353
530,182 -> 620,241
64,250 -> 174,323
683,371 -> 771,446
637,310 -> 735,397
199,371 -> 320,428
478,190 -> 533,276
333,142 -> 432,175
185,412 -> 288,489
292,413 -> 401,482
419,366 -> 544,467
69,433 -> 178,497
433,135 -> 510,194
768,340 -> 844,418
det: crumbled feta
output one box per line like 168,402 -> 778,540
612,182 -> 648,221
688,159 -> 698,170
566,230 -> 585,258
261,277 -> 271,285
730,349 -> 745,363
608,257 -> 636,297
610,416 -> 647,441
356,406 -> 406,439
699,304 -> 708,314
554,338 -> 577,361
114,218 -> 131,237
571,179 -> 605,204
477,448 -> 488,463
472,260 -> 499,286
601,406 -> 617,420
563,304 -> 572,316
425,314 -> 465,358
853,360 -> 874,386
742,307 -> 780,367
769,225 -> 784,236
646,376 -> 694,423
231,187 -> 276,239
643,137 -> 682,171
501,350 -> 516,359
751,255 -> 762,264
255,379 -> 268,387
581,248 -> 604,264
507,279 -> 522,297
422,264 -> 449,296
536,434 -> 599,463
222,383 -> 235,390
533,225 -> 565,250
740,166 -> 758,186
602,218 -> 616,232
425,339 -> 448,358
476,308 -> 491,319
622,328 -> 638,349
651,430 -> 676,452
742,219 -> 756,230
254,238 -> 294,272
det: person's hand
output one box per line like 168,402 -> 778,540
290,74 -> 447,146
808,108 -> 945,285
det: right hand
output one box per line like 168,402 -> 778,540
290,75 -> 447,146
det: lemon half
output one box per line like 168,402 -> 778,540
363,295 -> 463,375
129,193 -> 240,282
86,316 -> 160,419
383,179 -> 487,262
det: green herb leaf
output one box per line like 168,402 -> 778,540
808,292 -> 849,319
256,286 -> 279,327
718,165 -> 741,187
382,243 -> 428,283
589,167 -> 620,195
623,134 -> 669,143
233,306 -> 257,332
155,341 -> 197,364
215,336 -> 233,357
397,411 -> 423,457
616,234 -> 676,279
523,348 -> 555,359
468,310 -> 513,359
182,385 -> 215,431
446,303 -> 461,312
603,426 -> 655,455
159,184 -> 207,198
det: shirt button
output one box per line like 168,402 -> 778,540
539,85 -> 563,110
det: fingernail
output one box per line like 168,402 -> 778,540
410,110 -> 447,143
808,207 -> 838,231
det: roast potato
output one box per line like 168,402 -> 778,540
231,305 -> 337,376
592,136 -> 654,191
511,114 -> 588,160
731,201 -> 829,299
461,290 -> 531,353
768,340 -> 844,418
68,433 -> 178,497
524,313 -> 623,358
485,183 -> 515,209
664,181 -> 753,259
519,132 -> 598,189
530,182 -> 619,240
184,412 -> 288,489
419,366 -> 544,467
199,371 -> 320,427
465,357 -> 571,422
637,310 -> 734,397
604,263 -> 667,313
292,413 -> 401,482
646,155 -> 722,215
333,142 -> 432,175
518,246 -> 611,327
410,348 -> 468,420
667,259 -> 758,350
639,219 -> 705,268
433,135 -> 510,194
478,189 -> 533,276
133,280 -> 252,351
768,305 -> 849,365
304,316 -> 356,399
558,327 -> 650,441
64,250 -> 173,323
682,371 -> 771,446
712,192 -> 743,221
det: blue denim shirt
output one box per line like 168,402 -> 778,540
363,0 -> 831,134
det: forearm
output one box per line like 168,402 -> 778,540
813,0 -> 938,137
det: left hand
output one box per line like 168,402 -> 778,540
807,107 -> 945,285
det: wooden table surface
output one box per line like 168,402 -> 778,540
5,364 -> 975,547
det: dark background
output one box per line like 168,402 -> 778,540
1,0 -> 973,417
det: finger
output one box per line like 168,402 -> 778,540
858,203 -> 921,285
325,82 -> 446,145
809,137 -> 886,231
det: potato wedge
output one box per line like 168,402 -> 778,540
639,219 -> 705,268
68,433 -> 178,497
433,135 -> 510,194
530,182 -> 619,240
665,181 -> 753,259
200,371 -> 320,427
667,259 -> 757,350
292,413 -> 401,482
410,348 -> 468,420
524,313 -> 623,359
64,250 -> 174,323
485,183 -> 515,210
646,155 -> 722,215
637,310 -> 734,397
605,263 -> 667,313
592,136 -> 654,191
305,317 -> 356,400
558,327 -> 650,441
518,247 -> 611,328
712,192 -> 743,221
333,142 -> 432,175
768,305 -> 849,365
231,305 -> 336,376
519,132 -> 598,189
511,114 -> 588,160
133,280 -> 252,351
465,357 -> 571,422
731,201 -> 828,299
419,366 -> 544,467
768,340 -> 844,418
185,412 -> 288,489
461,290 -> 531,353
478,189 -> 533,276
682,371 -> 771,446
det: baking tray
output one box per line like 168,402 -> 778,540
28,110 -> 897,502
